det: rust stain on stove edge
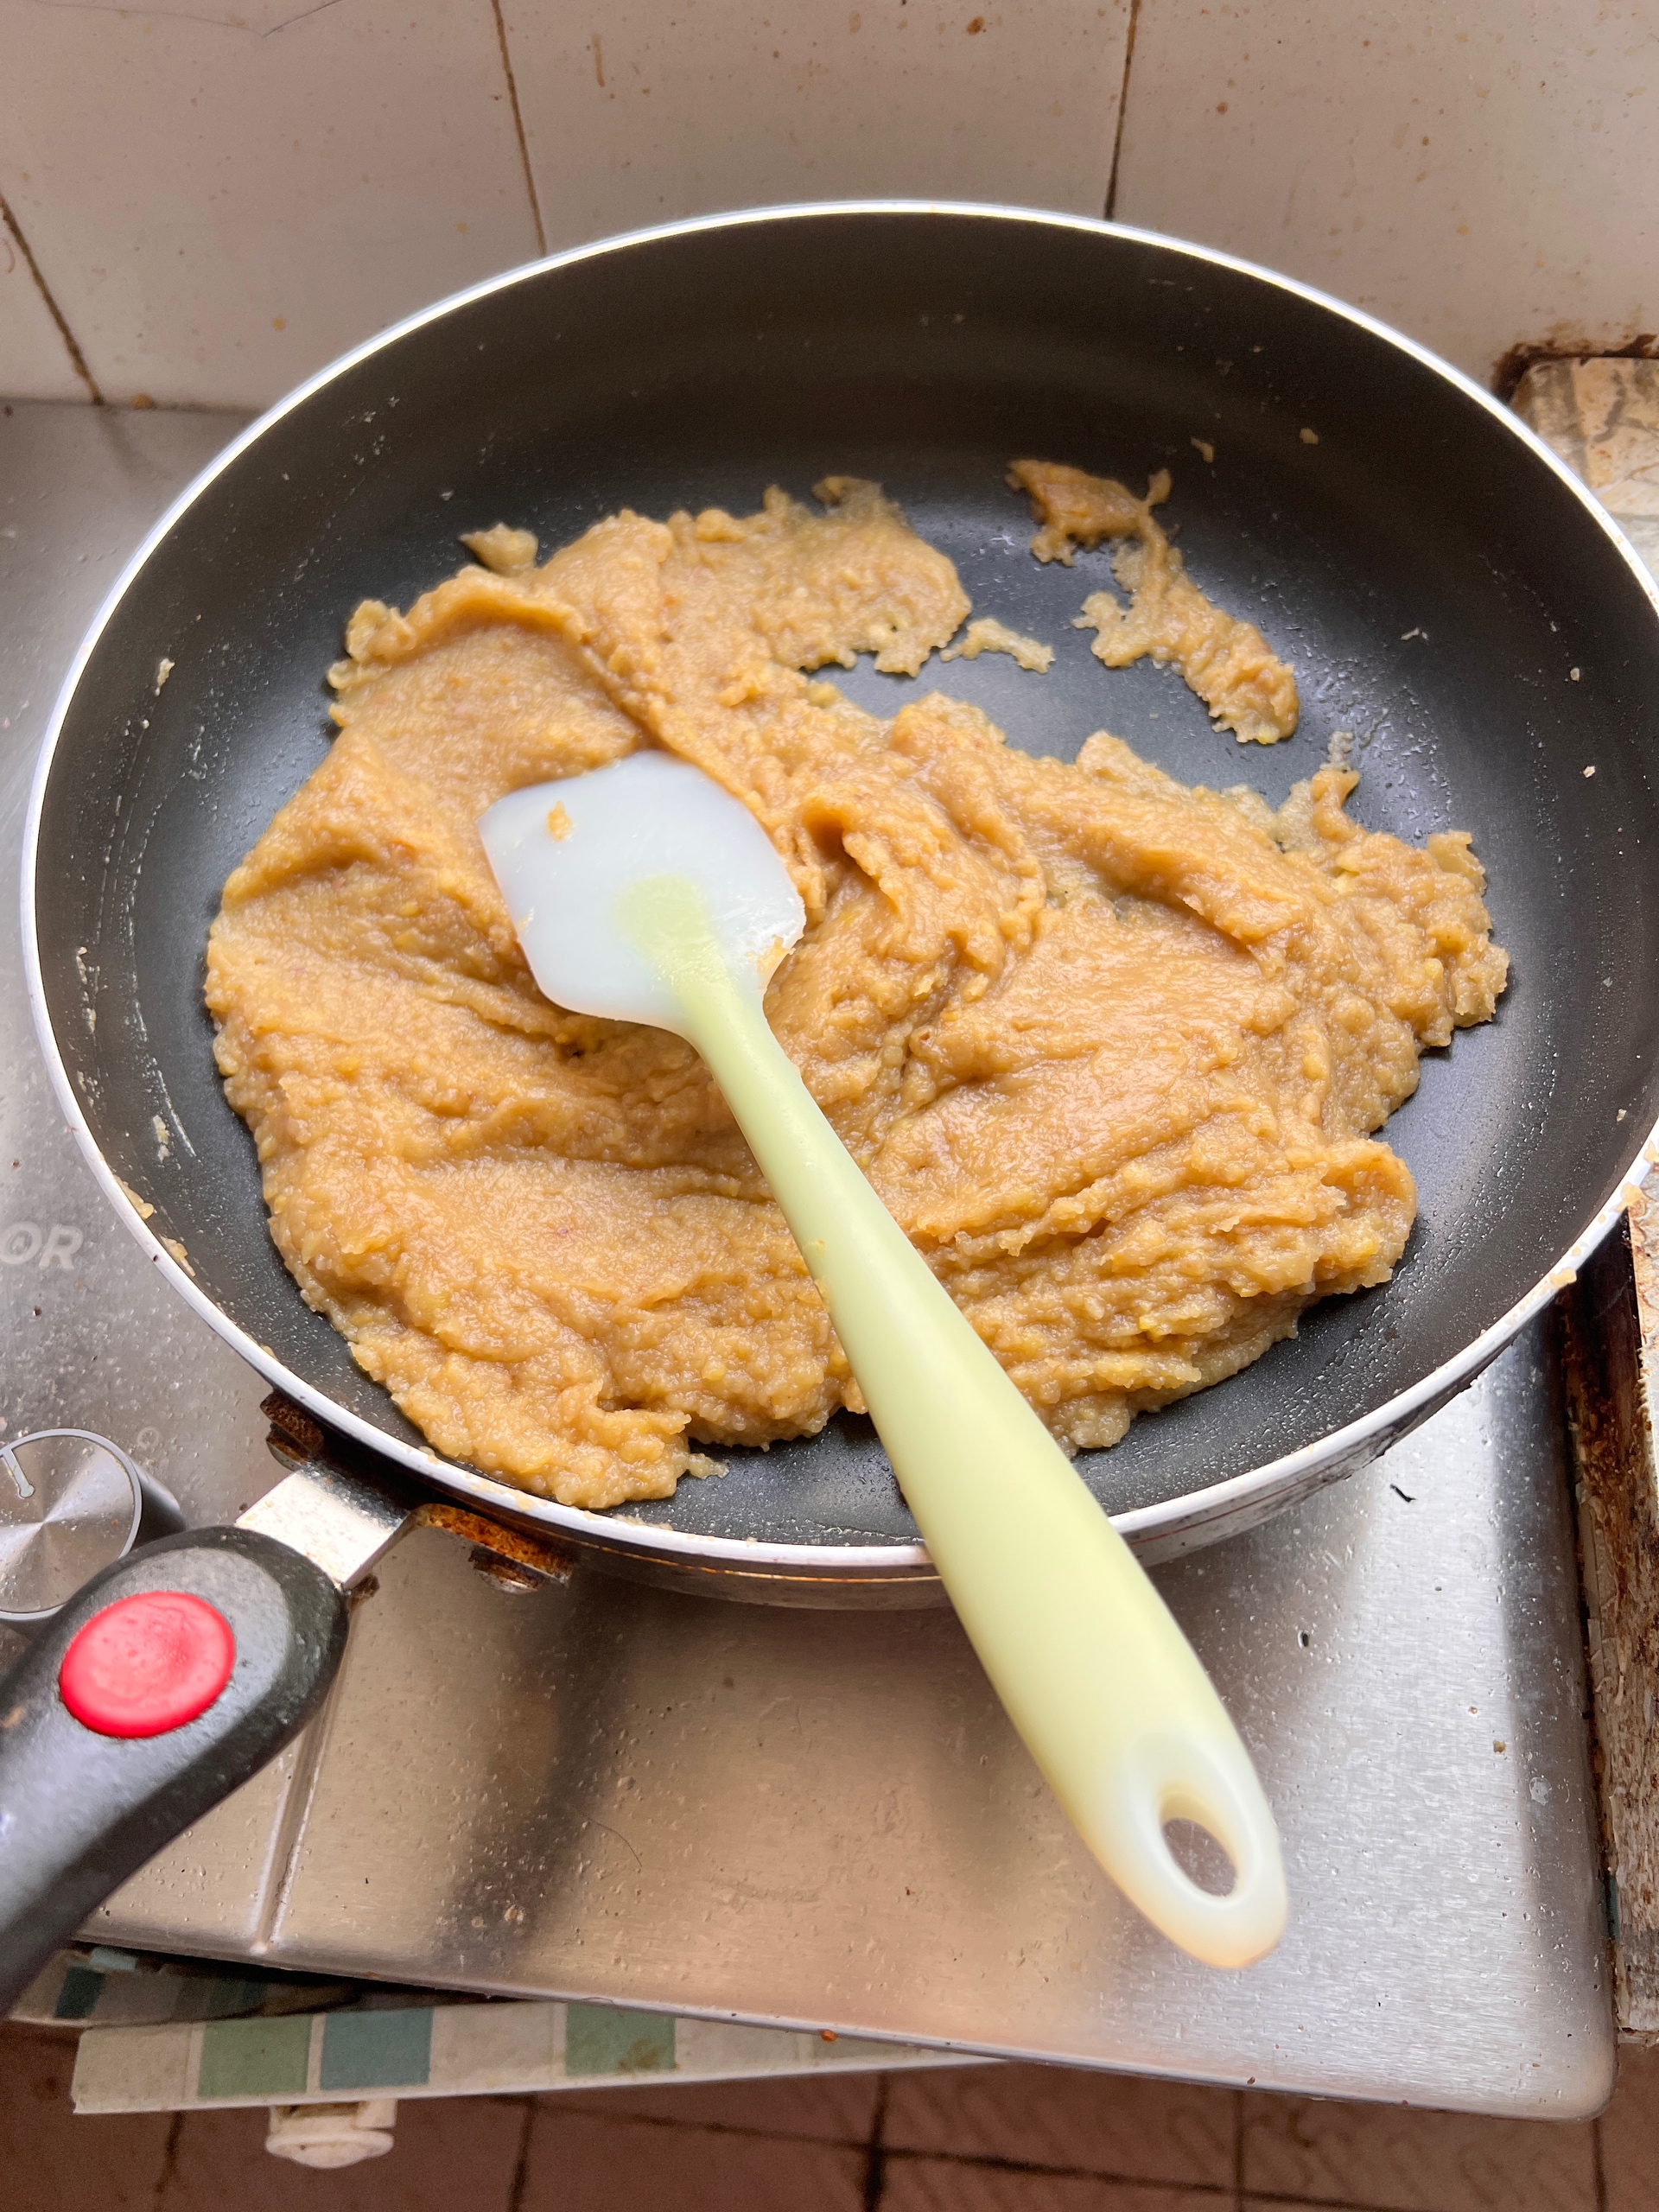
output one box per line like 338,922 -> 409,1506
1492,330 -> 1659,404
1558,1196 -> 1659,2035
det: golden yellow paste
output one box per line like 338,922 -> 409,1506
1007,459 -> 1300,744
207,476 -> 1505,1510
940,616 -> 1056,672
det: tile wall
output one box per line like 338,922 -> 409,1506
0,0 -> 540,407
500,0 -> 1130,248
1113,0 -> 1659,389
2,0 -> 1655,410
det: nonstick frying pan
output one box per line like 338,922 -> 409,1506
3,206 -> 1658,1999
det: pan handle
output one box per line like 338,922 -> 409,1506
0,1527 -> 347,2013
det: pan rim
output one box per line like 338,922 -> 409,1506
22,196 -> 1659,1572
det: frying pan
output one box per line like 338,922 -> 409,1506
3,205 -> 1657,2000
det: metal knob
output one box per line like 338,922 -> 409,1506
0,1431 -> 146,1626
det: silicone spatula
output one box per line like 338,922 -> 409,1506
480,751 -> 1287,1967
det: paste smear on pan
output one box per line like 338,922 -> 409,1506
1007,459 -> 1301,745
207,472 -> 1507,1509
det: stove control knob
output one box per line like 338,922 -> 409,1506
0,1431 -> 145,1627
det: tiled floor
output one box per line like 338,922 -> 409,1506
3,2023 -> 1656,2211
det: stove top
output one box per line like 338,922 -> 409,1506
0,407 -> 276,1554
0,401 -> 1614,2115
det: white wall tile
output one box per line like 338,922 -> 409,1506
1113,0 -> 1659,385
502,1 -> 1132,247
0,209 -> 88,402
0,0 -> 542,410
8,0 -> 1655,411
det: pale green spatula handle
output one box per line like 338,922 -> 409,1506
635,883 -> 1287,1967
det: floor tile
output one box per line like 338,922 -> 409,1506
518,2101 -> 867,2210
556,2065 -> 880,2141
883,2063 -> 1235,2188
1241,2089 -> 1599,2212
158,2091 -> 527,2212
1602,2040 -> 1659,2212
881,2163 -> 1222,2211
1243,2202 -> 1369,2212
0,2026 -> 174,2212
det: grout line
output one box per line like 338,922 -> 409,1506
1234,2085 -> 1247,2212
862,2072 -> 890,2211
505,2096 -> 535,2212
1103,0 -> 1142,222
263,0 -> 344,33
0,191 -> 103,404
1592,2107 -> 1608,2212
151,2110 -> 184,2205
489,0 -> 547,257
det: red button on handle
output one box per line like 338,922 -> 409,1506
59,1591 -> 237,1738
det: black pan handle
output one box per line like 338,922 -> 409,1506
0,1526 -> 347,2012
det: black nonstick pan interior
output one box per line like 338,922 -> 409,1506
30,207 -> 1659,1551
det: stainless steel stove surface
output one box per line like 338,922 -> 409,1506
0,401 -> 1613,2115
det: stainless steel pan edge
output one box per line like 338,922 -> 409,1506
22,199 -> 1659,1596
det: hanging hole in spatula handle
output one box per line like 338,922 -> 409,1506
1102,1730 -> 1288,1970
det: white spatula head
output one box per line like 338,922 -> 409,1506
479,753 -> 805,1033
